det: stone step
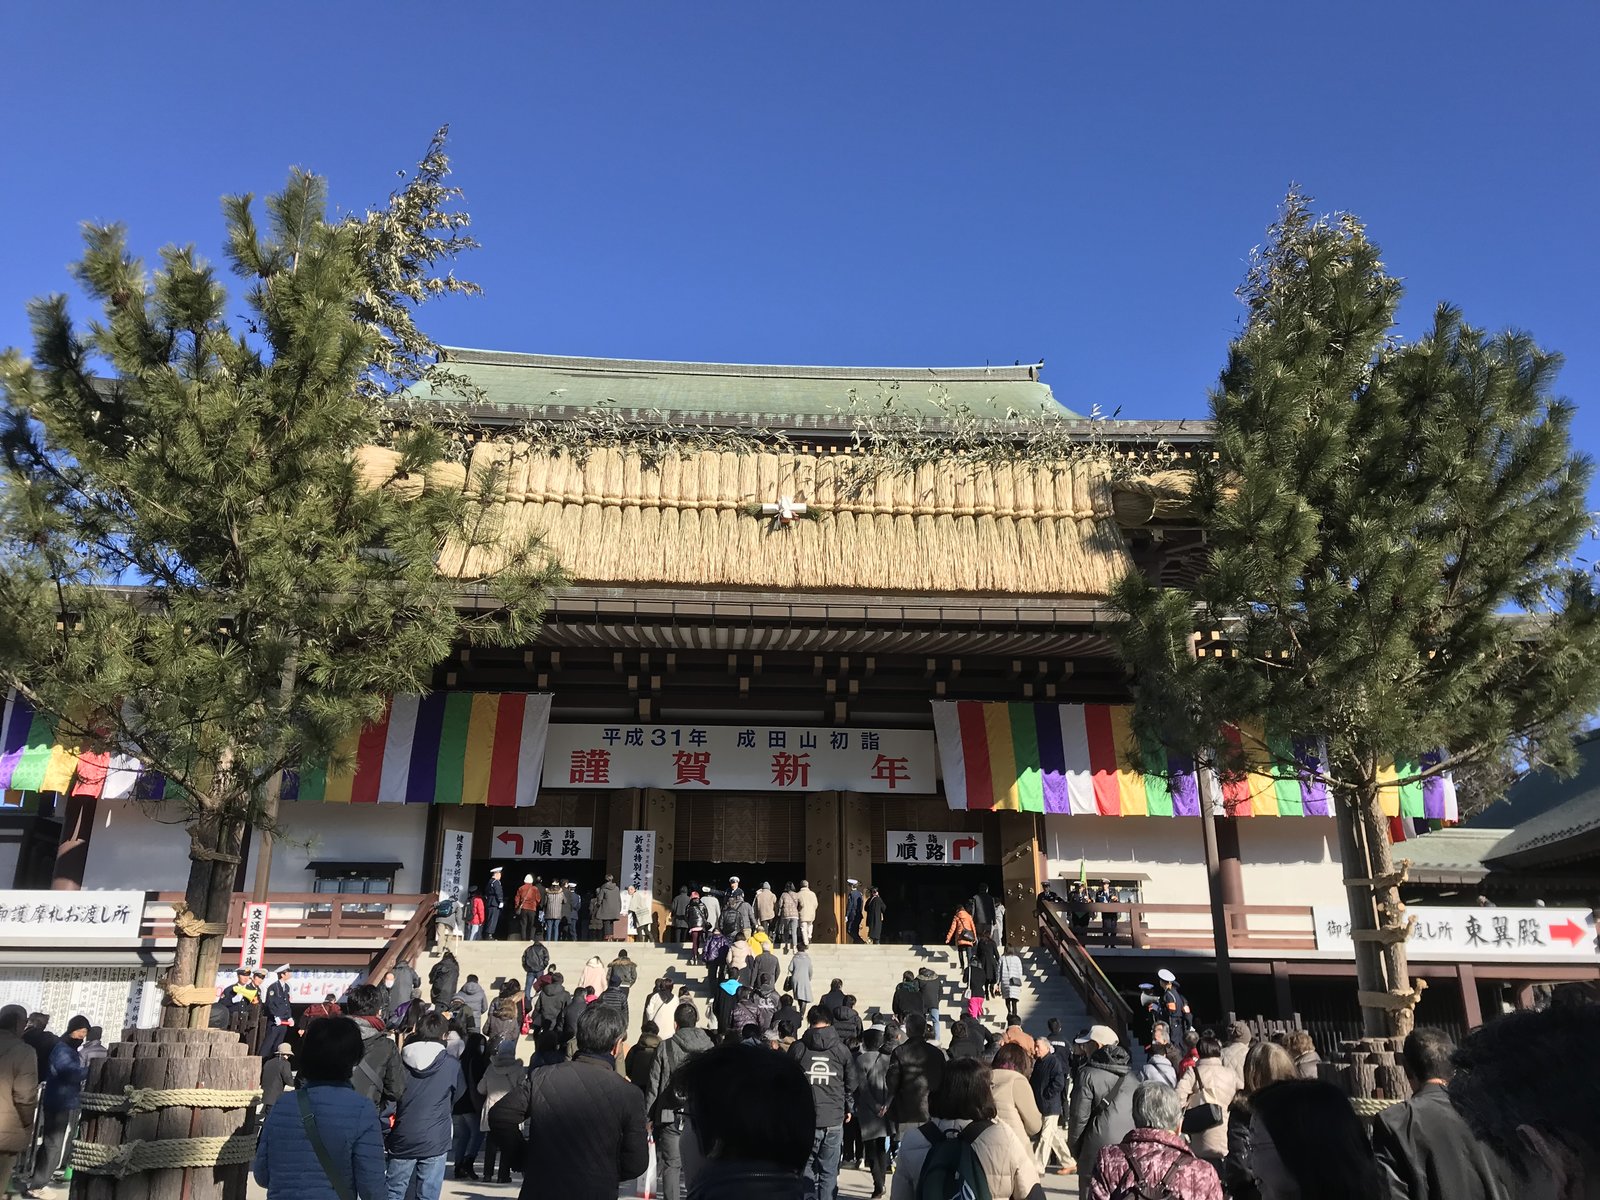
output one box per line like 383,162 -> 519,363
424,939 -> 1091,1050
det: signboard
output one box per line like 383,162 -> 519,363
622,829 -> 656,893
0,890 -> 145,942
239,903 -> 270,971
491,826 -> 593,860
1313,905 -> 1598,962
213,968 -> 363,1006
0,965 -> 160,1032
885,830 -> 986,866
439,830 -> 472,902
543,724 -> 935,793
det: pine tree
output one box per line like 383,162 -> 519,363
0,133 -> 559,1025
1111,190 -> 1600,1036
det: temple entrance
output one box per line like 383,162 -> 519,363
671,861 -> 807,901
872,862 -> 1005,945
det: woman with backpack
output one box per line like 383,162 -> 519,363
890,1057 -> 1045,1200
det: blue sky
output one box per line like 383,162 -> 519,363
3,4 -> 1596,464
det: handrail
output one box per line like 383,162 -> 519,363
140,891 -> 430,942
1036,897 -> 1134,1047
366,898 -> 436,986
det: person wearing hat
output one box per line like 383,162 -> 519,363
259,1040 -> 295,1113
260,966 -> 295,1059
484,866 -> 506,941
224,967 -> 259,1013
28,1015 -> 91,1191
844,879 -> 865,944
1158,968 -> 1192,1038
1095,879 -> 1120,945
1067,1023 -> 1136,1174
514,874 -> 543,942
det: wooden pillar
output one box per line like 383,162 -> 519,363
805,792 -> 842,943
1458,963 -> 1483,1029
1198,771 -> 1237,1020
1271,960 -> 1294,1020
1214,817 -> 1245,906
841,791 -> 872,941
604,789 -> 639,880
643,788 -> 676,935
51,793 -> 97,890
997,811 -> 1042,948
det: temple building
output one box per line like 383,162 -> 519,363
2,349 -> 1593,1030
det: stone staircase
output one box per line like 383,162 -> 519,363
425,937 -> 1091,1048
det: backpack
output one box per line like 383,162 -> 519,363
435,897 -> 455,918
719,906 -> 744,938
1106,1146 -> 1190,1200
915,1120 -> 993,1200
701,931 -> 730,964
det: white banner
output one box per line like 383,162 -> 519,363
491,826 -> 593,860
0,890 -> 145,942
543,724 -> 935,793
885,830 -> 986,866
239,903 -> 270,971
213,968 -> 364,1005
439,830 -> 472,902
1313,904 -> 1598,962
623,829 -> 656,893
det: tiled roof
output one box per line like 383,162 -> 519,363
419,348 -> 1079,422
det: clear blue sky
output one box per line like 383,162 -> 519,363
3,4 -> 1596,456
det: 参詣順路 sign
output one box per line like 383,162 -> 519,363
884,830 -> 986,866
1312,904 -> 1597,961
491,826 -> 593,860
0,890 -> 145,942
543,724 -> 934,792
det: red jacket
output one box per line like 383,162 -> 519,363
1089,1128 -> 1222,1200
468,896 -> 486,926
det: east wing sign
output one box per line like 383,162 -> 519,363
1314,905 -> 1597,962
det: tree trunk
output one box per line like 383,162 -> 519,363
1358,784 -> 1416,1039
1334,789 -> 1390,1037
162,810 -> 245,1030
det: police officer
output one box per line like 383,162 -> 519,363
1157,967 -> 1191,1037
260,965 -> 295,1058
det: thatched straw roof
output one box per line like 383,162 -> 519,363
358,444 -> 1140,598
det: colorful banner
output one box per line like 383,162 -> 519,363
543,724 -> 935,793
931,702 -> 1449,819
0,689 -> 552,807
294,693 -> 551,807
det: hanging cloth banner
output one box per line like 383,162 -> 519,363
0,688 -> 553,808
292,693 -> 552,807
930,701 -> 1454,820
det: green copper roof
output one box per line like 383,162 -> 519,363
426,348 -> 1077,422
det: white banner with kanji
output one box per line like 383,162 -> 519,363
623,829 -> 656,893
542,724 -> 935,792
239,903 -> 269,970
885,830 -> 987,866
1313,904 -> 1597,962
491,826 -> 593,860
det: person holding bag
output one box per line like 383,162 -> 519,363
1174,1032 -> 1241,1168
252,1016 -> 386,1200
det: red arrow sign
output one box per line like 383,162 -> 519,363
1549,919 -> 1587,947
496,830 -> 525,856
951,837 -> 979,862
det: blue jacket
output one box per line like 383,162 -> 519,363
42,1039 -> 88,1113
251,1081 -> 386,1200
387,1040 -> 464,1159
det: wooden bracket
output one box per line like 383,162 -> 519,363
1346,864 -> 1410,889
1351,916 -> 1415,945
1357,979 -> 1427,1011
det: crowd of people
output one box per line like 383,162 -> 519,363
0,1008 -> 104,1198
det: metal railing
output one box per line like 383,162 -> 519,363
1036,897 -> 1134,1046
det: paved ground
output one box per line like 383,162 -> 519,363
233,1159 -> 1083,1200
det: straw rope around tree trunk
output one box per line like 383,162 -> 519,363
78,1087 -> 261,1114
71,1134 -> 258,1178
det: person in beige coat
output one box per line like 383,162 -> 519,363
989,1043 -> 1044,1152
795,881 -> 819,946
893,1058 -> 1042,1200
1175,1033 -> 1243,1165
0,1005 -> 40,1194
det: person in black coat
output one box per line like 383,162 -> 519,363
884,1013 -> 947,1126
259,1044 -> 295,1112
1372,1028 -> 1515,1200
484,868 -> 506,940
490,1003 -> 647,1200
946,1016 -> 986,1061
429,950 -> 461,1006
831,996 -> 863,1047
974,933 -> 1000,1000
865,888 -> 886,943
